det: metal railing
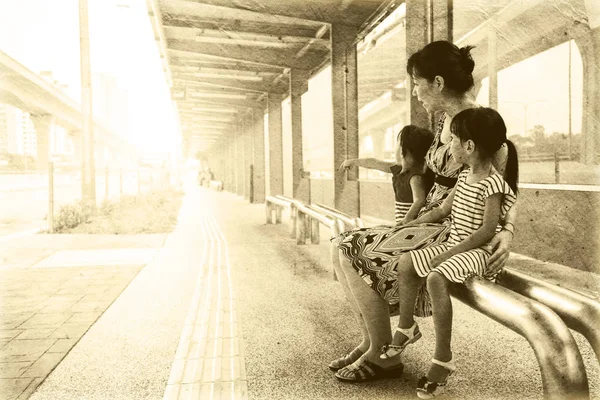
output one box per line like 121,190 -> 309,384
264,197 -> 595,399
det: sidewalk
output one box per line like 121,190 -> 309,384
0,186 -> 598,399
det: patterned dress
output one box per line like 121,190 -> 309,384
333,115 -> 464,317
411,170 -> 517,283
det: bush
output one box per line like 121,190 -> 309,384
54,200 -> 95,232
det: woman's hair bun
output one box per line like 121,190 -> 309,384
459,45 -> 475,74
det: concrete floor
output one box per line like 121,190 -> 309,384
2,187 -> 598,400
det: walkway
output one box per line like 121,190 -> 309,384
1,186 -> 598,399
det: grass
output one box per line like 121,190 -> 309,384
56,189 -> 184,234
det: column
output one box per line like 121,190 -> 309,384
331,23 -> 359,215
252,109 -> 266,203
575,27 -> 600,165
268,93 -> 283,196
290,69 -> 310,202
406,0 -> 430,129
31,115 -> 54,170
235,122 -> 243,195
488,18 -> 498,110
227,132 -> 235,193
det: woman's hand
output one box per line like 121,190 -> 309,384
487,229 -> 514,274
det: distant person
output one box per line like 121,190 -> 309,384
387,107 -> 518,398
339,125 -> 434,224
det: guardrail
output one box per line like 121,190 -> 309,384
498,268 -> 600,366
450,277 -> 588,399
208,180 -> 223,191
264,197 -> 593,399
265,195 -> 291,225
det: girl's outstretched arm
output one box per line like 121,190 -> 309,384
401,175 -> 429,223
339,158 -> 396,172
430,193 -> 502,267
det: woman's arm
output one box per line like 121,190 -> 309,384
402,175 -> 429,223
339,158 -> 396,173
487,202 -> 517,272
403,184 -> 455,226
431,193 -> 502,267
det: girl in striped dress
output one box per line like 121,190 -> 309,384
380,108 -> 519,398
339,125 -> 434,224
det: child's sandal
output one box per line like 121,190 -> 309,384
416,358 -> 456,399
380,321 -> 422,359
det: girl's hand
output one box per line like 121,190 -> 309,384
430,253 -> 449,268
339,160 -> 356,170
487,230 -> 513,274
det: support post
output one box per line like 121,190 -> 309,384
48,161 -> 54,233
31,115 -> 53,171
268,93 -> 283,196
406,0 -> 431,129
79,0 -> 96,204
252,109 -> 266,203
290,69 -> 310,202
488,18 -> 498,110
331,23 -> 359,216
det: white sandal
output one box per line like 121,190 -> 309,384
380,321 -> 422,359
416,358 -> 457,399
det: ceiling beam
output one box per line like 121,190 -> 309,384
172,73 -> 287,94
173,94 -> 265,110
167,39 -> 328,70
169,57 -> 283,74
162,13 -> 329,40
163,0 -> 375,26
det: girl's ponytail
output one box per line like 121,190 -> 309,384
504,140 -> 519,194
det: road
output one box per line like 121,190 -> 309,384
0,170 -> 163,237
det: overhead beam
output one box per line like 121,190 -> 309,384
162,13 -> 330,40
172,73 -> 287,93
162,0 -> 377,26
167,39 -> 328,70
164,25 -> 330,49
169,57 -> 283,74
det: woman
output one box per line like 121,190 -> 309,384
330,41 -> 517,382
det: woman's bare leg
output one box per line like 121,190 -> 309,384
338,256 -> 400,368
332,246 -> 370,353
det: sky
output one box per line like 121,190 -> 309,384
0,0 -> 180,154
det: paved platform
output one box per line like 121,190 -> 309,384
0,186 -> 598,399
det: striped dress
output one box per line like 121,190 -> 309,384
410,169 -> 517,282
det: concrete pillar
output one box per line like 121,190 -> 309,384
488,19 -> 498,110
31,115 -> 54,170
252,109 -> 266,203
406,0 -> 430,129
268,93 -> 283,196
576,27 -> 600,165
227,133 -> 235,193
235,122 -> 243,195
290,69 -> 310,202
244,114 -> 253,200
432,0 -> 452,42
331,24 -> 359,215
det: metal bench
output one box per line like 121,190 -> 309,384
266,197 -> 596,399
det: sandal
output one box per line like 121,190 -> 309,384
380,321 -> 422,359
335,359 -> 404,382
328,348 -> 364,371
416,358 -> 456,399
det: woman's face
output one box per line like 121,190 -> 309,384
411,75 -> 440,114
395,138 -> 403,165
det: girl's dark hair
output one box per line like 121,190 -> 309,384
407,40 -> 475,94
398,125 -> 434,161
450,107 -> 519,193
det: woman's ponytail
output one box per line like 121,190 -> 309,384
504,140 -> 519,194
